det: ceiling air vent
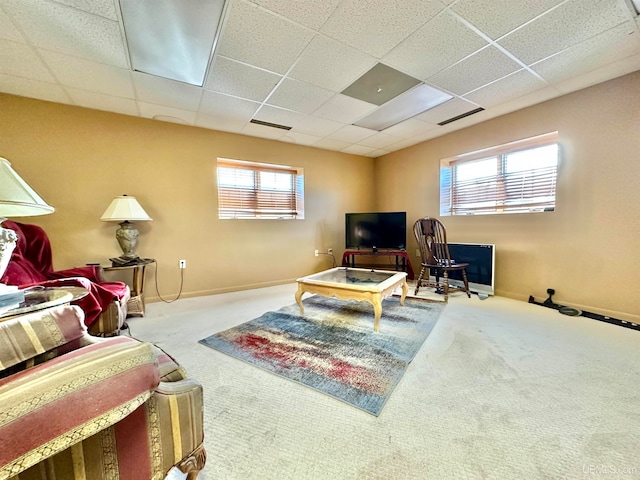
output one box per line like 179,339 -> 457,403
438,107 -> 484,126
249,119 -> 292,130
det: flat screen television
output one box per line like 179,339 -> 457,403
345,212 -> 406,250
434,243 -> 495,296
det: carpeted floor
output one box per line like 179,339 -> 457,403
199,295 -> 443,415
129,284 -> 640,480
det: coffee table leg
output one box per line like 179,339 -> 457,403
372,296 -> 383,333
295,285 -> 305,315
400,279 -> 408,306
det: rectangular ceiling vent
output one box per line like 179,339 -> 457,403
249,119 -> 292,130
437,107 -> 485,126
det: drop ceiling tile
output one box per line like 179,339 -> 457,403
320,0 -> 447,58
415,97 -> 479,124
0,40 -> 56,82
195,112 -> 247,133
427,46 -> 521,95
199,90 -> 260,121
66,88 -> 139,116
531,23 -> 639,85
241,122 -> 288,140
1,0 -> 128,67
252,0 -> 341,30
498,0 -> 631,65
0,8 -> 25,42
288,35 -> 377,92
365,149 -> 389,158
40,49 -> 134,98
132,72 -> 203,110
357,132 -> 402,149
217,0 -> 315,74
451,0 -> 564,40
266,78 -> 334,114
54,0 -> 119,20
291,114 -> 343,137
342,144 -> 376,156
383,11 -> 487,80
313,138 -> 351,151
205,56 -> 281,102
464,69 -> 547,108
281,130 -> 322,146
253,105 -> 307,128
138,102 -> 197,125
313,94 -> 377,124
384,136 -> 424,152
0,74 -> 70,104
327,125 -> 376,143
382,117 -> 438,138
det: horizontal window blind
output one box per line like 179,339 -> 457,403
217,159 -> 304,219
440,132 -> 558,216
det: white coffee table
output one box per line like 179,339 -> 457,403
295,267 -> 408,332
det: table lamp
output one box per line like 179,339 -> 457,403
0,157 -> 55,287
100,195 -> 152,262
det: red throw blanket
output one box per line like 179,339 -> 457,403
1,221 -> 128,327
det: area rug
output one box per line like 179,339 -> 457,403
198,295 -> 444,416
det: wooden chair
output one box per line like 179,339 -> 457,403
413,216 -> 471,302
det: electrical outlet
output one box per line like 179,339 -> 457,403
328,248 -> 333,255
179,259 -> 186,269
314,249 -> 319,257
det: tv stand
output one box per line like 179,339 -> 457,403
341,249 -> 414,280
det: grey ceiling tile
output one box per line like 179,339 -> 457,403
253,105 -> 307,128
327,125 -> 376,143
289,35 -> 377,92
427,46 -> 521,95
66,88 -> 139,116
1,0 -> 128,67
384,11 -> 487,80
199,90 -> 260,120
54,0 -> 119,20
0,8 -> 25,42
451,0 -> 564,40
132,72 -> 203,110
321,0 -> 447,58
266,78 -> 334,114
40,49 -> 134,98
138,102 -> 197,125
531,23 -> 640,84
313,94 -> 377,124
0,40 -> 56,82
205,56 -> 281,102
498,0 -> 631,65
464,69 -> 548,108
252,0 -> 342,30
415,97 -> 480,123
217,0 -> 315,74
0,74 -> 70,104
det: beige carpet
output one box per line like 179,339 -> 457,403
128,284 -> 640,480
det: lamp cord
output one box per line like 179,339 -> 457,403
153,263 -> 184,303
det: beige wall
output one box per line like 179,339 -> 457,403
1,94 -> 374,299
375,71 -> 640,322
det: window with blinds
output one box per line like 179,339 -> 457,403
440,132 -> 559,216
217,158 -> 304,219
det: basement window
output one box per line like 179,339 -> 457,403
217,158 -> 304,219
440,132 -> 559,216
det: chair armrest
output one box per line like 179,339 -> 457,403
50,265 -> 104,283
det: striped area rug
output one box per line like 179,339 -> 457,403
199,295 -> 444,416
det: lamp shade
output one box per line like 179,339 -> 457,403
0,157 -> 55,217
100,195 -> 152,222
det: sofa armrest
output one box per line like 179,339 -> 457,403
0,336 -> 160,478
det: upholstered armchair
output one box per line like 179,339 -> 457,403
0,304 -> 206,479
0,220 -> 130,336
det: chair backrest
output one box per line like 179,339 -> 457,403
413,217 -> 452,267
0,220 -> 53,285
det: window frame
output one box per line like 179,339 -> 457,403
216,158 -> 304,220
440,132 -> 559,216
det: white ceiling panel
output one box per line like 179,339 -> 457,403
0,0 -> 638,157
428,46 -> 522,95
205,56 -> 281,103
383,11 -> 487,80
321,0 -> 447,58
498,0 -> 631,65
217,0 -> 315,74
266,78 -> 334,114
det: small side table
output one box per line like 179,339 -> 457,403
0,287 -> 89,320
103,259 -> 155,317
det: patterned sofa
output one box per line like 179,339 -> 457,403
0,304 -> 205,480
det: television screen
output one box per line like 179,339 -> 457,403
442,243 -> 495,295
345,212 -> 406,250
